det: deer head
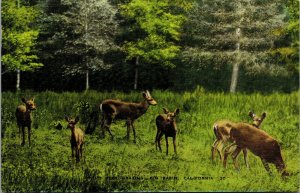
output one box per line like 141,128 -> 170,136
162,108 -> 180,122
21,97 -> 36,111
65,116 -> 79,129
248,111 -> 266,128
143,90 -> 157,105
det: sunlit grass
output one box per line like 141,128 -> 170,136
1,90 -> 299,192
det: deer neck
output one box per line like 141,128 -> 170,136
70,127 -> 76,138
139,100 -> 150,114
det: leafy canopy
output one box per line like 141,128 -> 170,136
120,0 -> 187,68
2,0 -> 43,72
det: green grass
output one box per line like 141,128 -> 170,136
1,89 -> 299,192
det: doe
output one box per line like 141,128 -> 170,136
100,90 -> 157,143
223,122 -> 289,177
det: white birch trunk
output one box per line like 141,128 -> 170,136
134,56 -> 139,90
16,69 -> 20,91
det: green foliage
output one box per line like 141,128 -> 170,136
1,90 -> 299,191
1,0 -> 43,72
120,0 -> 187,67
271,0 -> 299,74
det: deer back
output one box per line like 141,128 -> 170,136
101,99 -> 149,120
230,123 -> 282,162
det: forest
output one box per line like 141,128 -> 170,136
1,0 -> 300,192
2,0 -> 299,92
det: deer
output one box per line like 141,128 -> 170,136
223,122 -> 289,177
65,116 -> 84,163
155,108 -> 180,155
16,97 -> 37,146
211,111 -> 266,167
100,90 -> 157,143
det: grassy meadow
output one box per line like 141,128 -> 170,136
1,89 -> 300,192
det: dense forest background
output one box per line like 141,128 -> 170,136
2,0 -> 299,93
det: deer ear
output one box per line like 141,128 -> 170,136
21,97 -> 26,103
31,97 -> 35,102
262,112 -> 266,118
162,108 -> 169,114
75,116 -> 79,123
65,116 -> 70,122
174,108 -> 180,116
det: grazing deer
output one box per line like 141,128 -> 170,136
100,90 -> 157,142
223,123 -> 289,177
16,97 -> 36,146
211,111 -> 266,167
65,116 -> 84,163
155,108 -> 180,155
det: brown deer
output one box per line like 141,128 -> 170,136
211,111 -> 266,167
223,122 -> 289,177
16,97 -> 36,146
155,108 -> 180,155
65,116 -> 84,163
100,90 -> 157,143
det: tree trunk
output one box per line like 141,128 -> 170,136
230,27 -> 241,93
230,63 -> 239,93
134,56 -> 139,90
16,69 -> 20,91
85,70 -> 89,91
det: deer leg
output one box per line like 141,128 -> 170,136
126,120 -> 131,140
223,142 -> 236,168
173,136 -> 177,155
100,115 -> 106,138
211,139 -> 219,162
155,129 -> 161,150
76,148 -> 80,163
21,126 -> 25,146
231,146 -> 242,170
132,122 -> 137,143
165,135 -> 169,155
157,132 -> 163,152
242,148 -> 249,168
261,158 -> 272,176
104,116 -> 114,140
28,125 -> 31,146
216,140 -> 225,162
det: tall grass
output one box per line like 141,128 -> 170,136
1,89 -> 299,192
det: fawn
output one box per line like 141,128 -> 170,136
155,108 -> 180,155
16,97 -> 36,146
65,116 -> 84,163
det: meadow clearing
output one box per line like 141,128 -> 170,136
1,89 -> 299,192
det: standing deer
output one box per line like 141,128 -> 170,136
65,116 -> 84,163
223,122 -> 289,177
155,108 -> 180,155
16,97 -> 36,146
211,111 -> 266,167
100,90 -> 157,143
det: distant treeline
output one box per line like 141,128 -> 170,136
2,0 -> 299,93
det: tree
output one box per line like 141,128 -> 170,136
45,0 -> 119,91
181,0 -> 287,92
272,0 -> 299,75
120,0 -> 188,90
2,0 -> 43,90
